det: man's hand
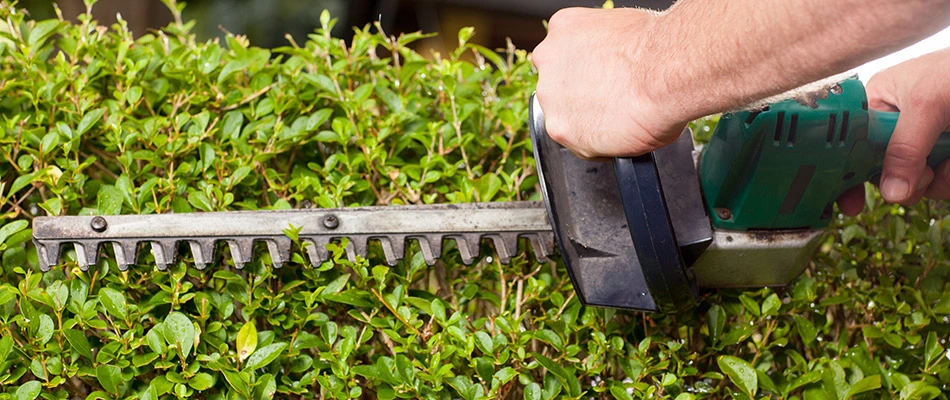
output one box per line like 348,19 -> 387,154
837,49 -> 950,215
532,8 -> 690,159
533,1 -> 950,161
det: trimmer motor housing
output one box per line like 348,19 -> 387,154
529,78 -> 950,312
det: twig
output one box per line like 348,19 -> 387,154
372,288 -> 422,337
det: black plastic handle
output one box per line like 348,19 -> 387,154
614,154 -> 699,312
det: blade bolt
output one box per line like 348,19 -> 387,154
715,207 -> 733,220
323,214 -> 339,229
90,216 -> 108,232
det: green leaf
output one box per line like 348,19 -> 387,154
761,293 -> 782,316
99,287 -> 128,320
237,320 -> 258,363
27,20 -> 63,49
64,329 -> 93,360
924,331 -> 943,368
846,375 -> 881,398
533,353 -> 581,397
738,294 -> 761,317
188,191 -> 214,212
717,355 -> 757,397
229,166 -> 253,188
96,184 -> 124,215
794,315 -> 818,345
474,331 -> 493,355
77,108 -> 106,136
0,335 -> 13,365
523,382 -> 542,400
534,329 -> 563,350
47,280 -> 68,311
96,364 -> 122,394
35,314 -> 54,345
164,312 -> 196,359
189,372 -> 215,391
141,385 -> 159,400
9,169 -> 37,196
899,381 -> 941,400
223,110 -> 245,139
609,383 -> 634,400
476,173 -> 503,201
307,108 -> 333,131
255,373 -> 277,400
244,342 -> 287,370
0,220 -> 28,245
493,367 -> 517,385
707,305 -> 726,343
146,326 -> 166,354
14,381 -> 41,400
430,299 -> 446,322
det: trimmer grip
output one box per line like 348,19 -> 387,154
868,110 -> 950,174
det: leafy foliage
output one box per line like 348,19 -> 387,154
0,1 -> 949,398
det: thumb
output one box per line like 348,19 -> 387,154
879,104 -> 945,203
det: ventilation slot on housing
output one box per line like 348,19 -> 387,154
773,112 -> 785,143
838,111 -> 850,143
787,114 -> 799,145
826,114 -> 837,144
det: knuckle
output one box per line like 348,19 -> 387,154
547,8 -> 578,30
545,116 -> 568,143
531,45 -> 547,67
905,90 -> 935,113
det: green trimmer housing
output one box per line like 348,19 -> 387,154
530,77 -> 950,311
701,77 -> 950,231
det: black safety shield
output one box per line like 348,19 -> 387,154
529,95 -> 711,312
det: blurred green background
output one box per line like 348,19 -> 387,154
17,0 -> 673,53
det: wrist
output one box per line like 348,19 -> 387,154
632,8 -> 723,127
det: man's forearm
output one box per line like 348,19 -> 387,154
650,0 -> 950,118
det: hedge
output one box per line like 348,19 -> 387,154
0,1 -> 949,399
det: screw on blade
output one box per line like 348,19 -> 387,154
150,240 -> 178,270
227,238 -> 255,269
265,237 -> 292,268
112,241 -> 139,271
189,239 -> 216,270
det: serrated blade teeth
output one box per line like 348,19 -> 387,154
112,241 -> 139,271
34,240 -> 60,272
150,240 -> 177,270
75,240 -> 101,270
189,239 -> 216,270
489,233 -> 520,264
377,236 -> 403,266
344,235 -> 369,262
266,237 -> 292,268
227,238 -> 254,269
527,232 -> 556,262
413,235 -> 443,266
303,236 -> 331,266
452,233 -> 482,265
31,202 -> 554,270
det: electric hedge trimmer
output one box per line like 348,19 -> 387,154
31,78 -> 950,312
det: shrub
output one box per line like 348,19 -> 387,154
0,1 -> 949,399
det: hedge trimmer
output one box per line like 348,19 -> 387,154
32,78 -> 950,312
